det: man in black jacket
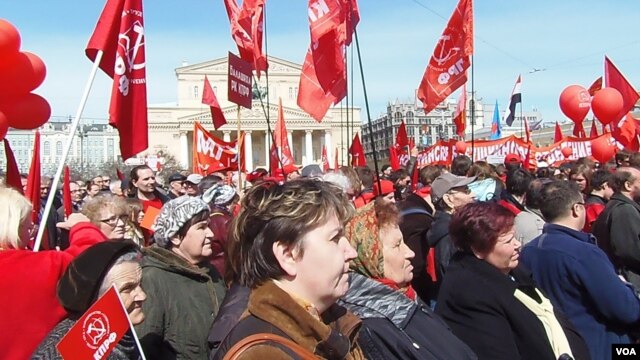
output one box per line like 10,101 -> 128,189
592,167 -> 640,289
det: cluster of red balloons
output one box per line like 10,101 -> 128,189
559,83 -> 624,163
0,19 -> 51,140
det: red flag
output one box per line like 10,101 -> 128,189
389,146 -> 400,170
396,121 -> 409,148
63,166 -> 72,218
223,0 -> 268,78
116,168 -> 125,182
25,131 -> 41,223
275,98 -> 295,166
193,122 -> 245,174
349,133 -> 366,167
612,113 -> 640,151
572,121 -> 586,138
86,0 -> 148,160
3,139 -> 23,194
202,75 -> 227,130
605,56 -> 640,120
57,286 -> 133,359
453,86 -> 467,137
334,147 -> 339,169
417,0 -> 473,113
589,121 -> 599,138
523,145 -> 532,171
554,122 -> 563,143
588,76 -> 603,96
321,145 -> 330,172
411,163 -> 419,192
297,48 -> 346,122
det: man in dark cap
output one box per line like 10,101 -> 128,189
167,173 -> 186,199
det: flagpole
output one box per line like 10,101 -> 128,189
354,29 -> 382,191
237,105 -> 243,192
470,54 -> 475,161
345,47 -> 350,167
262,2 -> 273,173
33,50 -> 104,252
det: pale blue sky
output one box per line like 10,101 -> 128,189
1,0 -> 638,125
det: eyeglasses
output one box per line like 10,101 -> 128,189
100,215 -> 128,227
448,186 -> 471,195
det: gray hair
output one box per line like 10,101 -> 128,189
97,250 -> 142,296
322,172 -> 352,194
109,180 -> 122,193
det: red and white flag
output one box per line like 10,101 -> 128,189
193,122 -> 245,174
417,0 -> 473,113
223,0 -> 268,78
86,0 -> 148,160
298,0 -> 359,122
57,286 -> 140,360
202,75 -> 227,130
453,86 -> 467,137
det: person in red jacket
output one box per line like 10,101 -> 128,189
583,169 -> 613,232
0,187 -> 108,360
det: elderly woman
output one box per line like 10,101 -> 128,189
135,195 -> 226,359
0,187 -> 107,359
214,179 -> 364,359
435,202 -> 582,360
32,241 -> 147,359
339,200 -> 477,359
83,194 -> 129,241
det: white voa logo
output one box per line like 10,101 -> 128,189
82,311 -> 111,350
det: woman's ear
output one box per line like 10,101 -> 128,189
170,236 -> 182,247
273,241 -> 298,277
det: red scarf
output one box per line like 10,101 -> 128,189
375,278 -> 417,301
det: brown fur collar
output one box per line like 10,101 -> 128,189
247,280 -> 363,359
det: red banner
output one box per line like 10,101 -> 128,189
193,122 -> 245,175
416,134 -> 619,167
57,286 -> 136,360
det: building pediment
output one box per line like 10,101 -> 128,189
176,55 -> 302,76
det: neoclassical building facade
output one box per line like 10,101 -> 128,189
147,56 -> 361,171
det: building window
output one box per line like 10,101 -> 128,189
43,141 -> 50,156
194,86 -> 199,99
395,111 -> 403,124
213,86 -> 217,94
56,141 -> 62,156
289,87 -> 293,99
406,111 -> 414,124
107,138 -> 114,156
295,87 -> 298,98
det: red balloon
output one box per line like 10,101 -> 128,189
455,140 -> 467,154
0,51 -> 47,97
559,85 -> 591,123
0,93 -> 51,130
0,111 -> 8,140
0,19 -> 20,57
592,88 -> 624,125
561,147 -> 573,159
590,134 -> 616,164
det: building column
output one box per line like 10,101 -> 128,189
264,131 -> 270,169
223,131 -> 231,142
324,130 -> 332,167
287,131 -> 293,150
304,130 -> 313,166
179,131 -> 189,169
244,130 -> 253,171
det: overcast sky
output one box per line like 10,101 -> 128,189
1,0 -> 638,125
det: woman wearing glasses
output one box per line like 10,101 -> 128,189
82,194 -> 129,241
435,202 -> 585,360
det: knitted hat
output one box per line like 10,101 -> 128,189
153,196 -> 210,247
202,184 -> 236,206
57,240 -> 139,318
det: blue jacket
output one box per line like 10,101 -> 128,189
521,223 -> 640,360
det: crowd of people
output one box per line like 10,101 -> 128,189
1,149 -> 640,359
